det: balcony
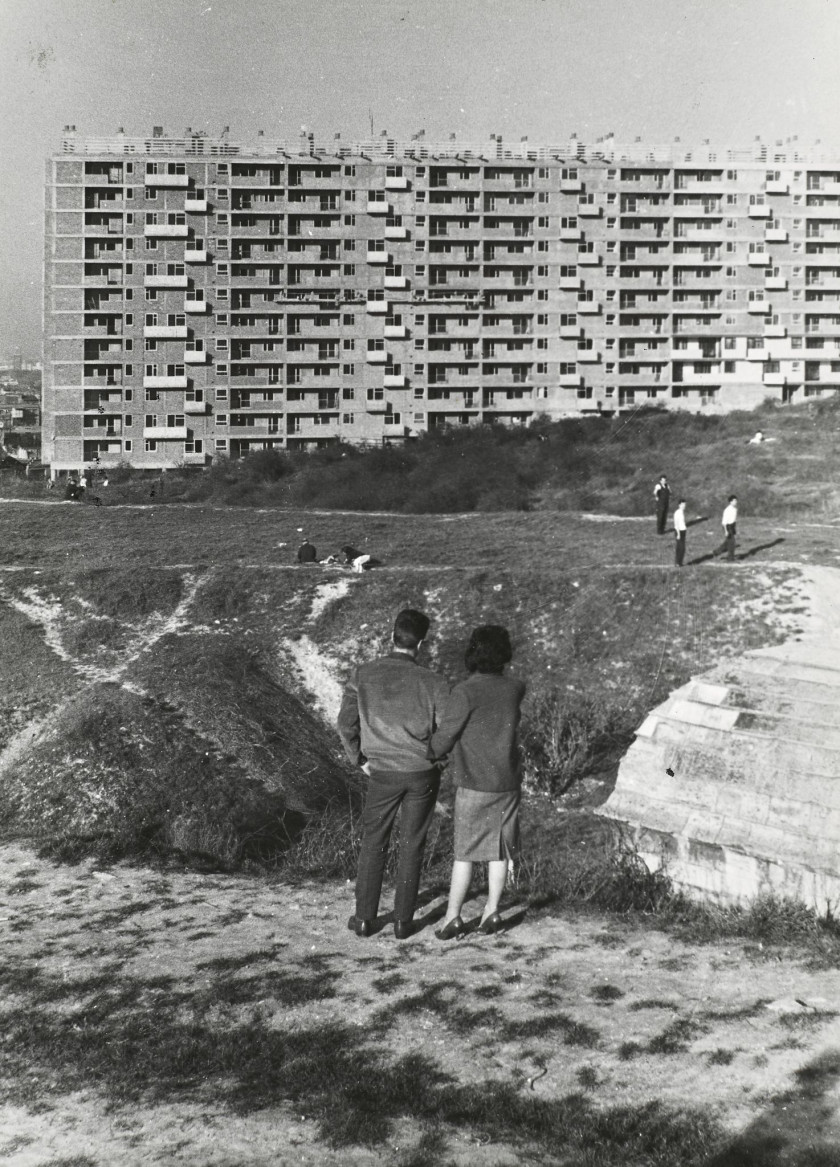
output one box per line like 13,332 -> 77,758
143,375 -> 188,389
763,372 -> 787,386
385,225 -> 409,240
184,247 -> 208,263
559,325 -> 581,339
558,277 -> 581,291
184,350 -> 210,364
765,228 -> 788,242
384,373 -> 406,387
184,299 -> 210,313
384,324 -> 408,338
366,300 -> 388,314
765,276 -> 787,290
748,205 -> 771,218
143,223 -> 188,239
747,253 -> 770,267
145,275 -> 189,288
366,249 -> 389,264
144,326 -> 188,339
577,301 -> 601,315
185,197 -> 208,212
367,199 -> 390,214
558,373 -> 581,387
144,173 -> 189,188
366,350 -> 388,363
577,253 -> 601,266
764,323 -> 787,337
182,451 -> 208,463
184,399 -> 209,414
746,347 -> 768,361
766,181 -> 789,194
385,176 -> 409,190
578,203 -> 602,217
747,300 -> 770,314
559,228 -> 582,242
384,275 -> 408,289
560,178 -> 582,193
576,350 -> 601,363
143,425 -> 189,439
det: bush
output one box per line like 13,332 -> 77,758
521,690 -> 638,796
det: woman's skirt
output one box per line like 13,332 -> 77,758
453,787 -> 521,863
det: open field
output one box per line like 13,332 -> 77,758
2,500 -> 840,1163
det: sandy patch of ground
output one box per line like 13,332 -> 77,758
1,842 -> 840,1165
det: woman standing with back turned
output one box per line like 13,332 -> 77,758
430,625 -> 526,939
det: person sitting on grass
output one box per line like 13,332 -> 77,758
297,537 -> 317,564
430,625 -> 526,940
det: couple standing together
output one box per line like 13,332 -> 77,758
337,609 -> 524,942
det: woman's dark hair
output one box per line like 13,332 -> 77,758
393,608 -> 430,650
465,625 -> 512,675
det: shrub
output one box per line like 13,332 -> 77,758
521,690 -> 638,796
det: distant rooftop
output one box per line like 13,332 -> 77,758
55,125 -> 838,166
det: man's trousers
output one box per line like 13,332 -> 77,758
675,531 -> 686,567
355,767 -> 440,923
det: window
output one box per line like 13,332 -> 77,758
344,165 -> 356,177
343,313 -> 355,325
537,289 -> 548,301
343,264 -> 356,275
342,363 -> 355,375
536,362 -> 547,373
538,217 -> 549,228
344,214 -> 356,226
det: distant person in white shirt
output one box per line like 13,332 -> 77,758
715,496 -> 738,562
673,499 -> 687,567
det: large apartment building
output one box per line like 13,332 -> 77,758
43,126 -> 840,471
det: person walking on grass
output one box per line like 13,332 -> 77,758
430,625 -> 526,940
654,474 -> 671,535
338,609 -> 450,940
714,495 -> 738,562
674,498 -> 687,567
297,536 -> 317,564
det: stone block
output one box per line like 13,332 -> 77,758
669,699 -> 741,732
688,682 -> 731,706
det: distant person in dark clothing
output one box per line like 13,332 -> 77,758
338,609 -> 450,940
297,538 -> 317,564
430,625 -> 526,940
673,499 -> 687,567
654,475 -> 671,535
714,496 -> 738,561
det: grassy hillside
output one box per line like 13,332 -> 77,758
7,394 -> 840,517
0,500 -> 819,870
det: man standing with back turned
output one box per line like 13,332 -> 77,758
338,609 -> 450,940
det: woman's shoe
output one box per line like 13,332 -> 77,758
435,916 -> 466,941
477,912 -> 503,935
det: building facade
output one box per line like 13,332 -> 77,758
43,126 -> 840,470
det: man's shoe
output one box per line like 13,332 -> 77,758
393,919 -> 414,940
435,916 -> 466,941
347,915 -> 374,937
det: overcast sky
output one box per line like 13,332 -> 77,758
1,0 -> 838,357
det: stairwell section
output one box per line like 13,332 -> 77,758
597,566 -> 840,910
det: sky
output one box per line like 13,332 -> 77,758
1,0 -> 838,356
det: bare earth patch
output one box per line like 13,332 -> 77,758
2,842 -> 840,1166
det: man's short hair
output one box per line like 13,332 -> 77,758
678,498 -> 686,505
728,495 -> 737,503
465,625 -> 513,675
393,609 -> 429,650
